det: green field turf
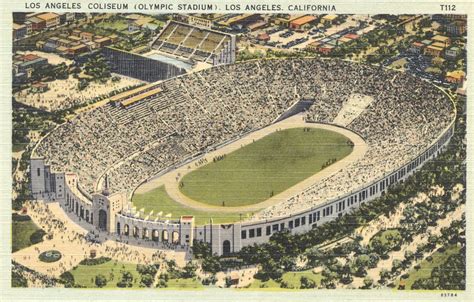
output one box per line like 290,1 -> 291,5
179,128 -> 353,207
249,270 -> 322,289
12,215 -> 44,253
70,260 -> 141,288
396,245 -> 461,290
132,186 -> 255,226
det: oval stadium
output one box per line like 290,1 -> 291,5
30,58 -> 456,256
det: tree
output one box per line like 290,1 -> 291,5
362,276 -> 373,289
392,259 -> 403,273
140,274 -> 154,287
95,274 -> 107,288
379,268 -> 390,285
300,276 -> 316,289
182,262 -> 197,279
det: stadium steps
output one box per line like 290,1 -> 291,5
173,28 -> 195,55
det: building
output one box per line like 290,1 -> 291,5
445,46 -> 462,60
247,20 -> 268,32
431,35 -> 451,47
94,37 -> 112,48
305,41 -> 321,52
80,32 -> 95,42
219,14 -> 262,29
289,15 -> 317,30
256,32 -> 270,42
58,12 -> 75,24
179,15 -> 214,28
67,44 -> 88,56
446,21 -> 467,36
37,13 -> 60,28
344,33 -> 359,40
445,70 -> 465,84
29,117 -> 454,256
27,17 -> 46,31
321,15 -> 338,25
409,41 -> 425,54
128,16 -> 155,32
273,15 -> 302,27
12,53 -> 48,82
152,20 -> 236,66
424,44 -> 444,57
318,44 -> 334,55
13,23 -> 27,40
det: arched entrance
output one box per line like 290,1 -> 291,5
172,231 -> 179,244
152,230 -> 159,242
98,209 -> 107,231
133,226 -> 139,238
223,240 -> 231,256
124,224 -> 130,236
142,228 -> 149,239
162,230 -> 169,242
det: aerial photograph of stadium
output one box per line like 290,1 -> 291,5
10,12 -> 466,291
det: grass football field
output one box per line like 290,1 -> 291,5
179,128 -> 353,207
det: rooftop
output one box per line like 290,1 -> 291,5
291,15 -> 317,26
37,12 -> 59,22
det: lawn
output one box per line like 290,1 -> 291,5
94,19 -> 129,32
166,278 -> 203,289
369,229 -> 402,247
397,245 -> 461,290
179,128 -> 353,207
12,144 -> 26,153
249,270 -> 322,289
132,186 -> 254,226
70,260 -> 142,288
12,215 -> 44,252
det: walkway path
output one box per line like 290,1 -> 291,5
12,201 -> 187,280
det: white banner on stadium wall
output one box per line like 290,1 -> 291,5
1,0 -> 473,301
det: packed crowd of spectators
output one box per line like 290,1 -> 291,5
34,58 -> 454,220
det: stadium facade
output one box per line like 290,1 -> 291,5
30,58 -> 456,256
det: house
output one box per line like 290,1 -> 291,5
36,40 -> 46,50
31,82 -> 48,93
445,46 -> 461,60
306,41 -> 321,52
67,44 -> 88,56
80,32 -> 94,42
344,33 -> 359,40
421,39 -> 432,46
247,20 -> 268,32
289,15 -> 317,30
94,37 -> 112,48
431,35 -> 451,47
446,21 -> 467,36
321,15 -> 338,25
409,41 -> 425,54
37,12 -> 60,28
318,44 -> 334,55
338,37 -> 352,44
256,32 -> 270,42
424,45 -> 444,57
13,23 -> 27,40
58,12 -> 75,24
445,70 -> 465,84
12,54 -> 48,80
27,16 -> 46,31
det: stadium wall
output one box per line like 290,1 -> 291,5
30,118 -> 454,256
102,47 -> 187,82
